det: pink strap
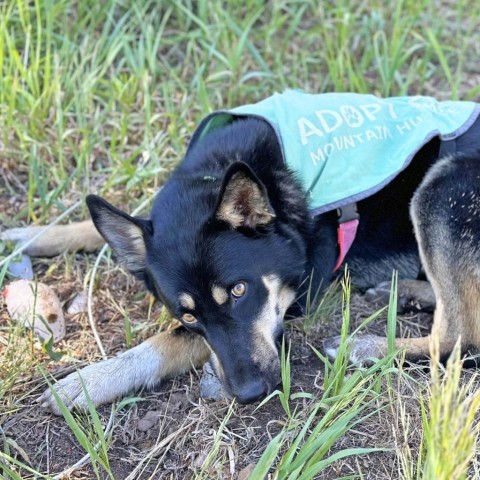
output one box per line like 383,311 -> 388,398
333,219 -> 359,271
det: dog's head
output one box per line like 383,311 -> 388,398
87,159 -> 307,403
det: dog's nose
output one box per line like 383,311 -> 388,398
234,379 -> 268,404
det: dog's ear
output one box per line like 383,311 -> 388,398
216,162 -> 275,229
86,195 -> 151,276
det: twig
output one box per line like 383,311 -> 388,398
46,422 -> 50,475
87,243 -> 109,359
125,421 -> 194,480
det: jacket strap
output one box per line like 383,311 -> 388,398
334,203 -> 359,272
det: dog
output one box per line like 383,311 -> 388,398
3,91 -> 480,414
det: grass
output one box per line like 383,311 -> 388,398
43,373 -> 115,480
417,341 -> 480,479
1,0 -> 480,478
1,0 -> 479,223
251,277 -> 400,479
397,340 -> 480,480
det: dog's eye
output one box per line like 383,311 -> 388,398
231,282 -> 246,298
182,313 -> 197,324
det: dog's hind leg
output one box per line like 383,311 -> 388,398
324,154 -> 480,364
365,279 -> 436,313
409,154 -> 480,359
38,326 -> 210,415
1,220 -> 104,256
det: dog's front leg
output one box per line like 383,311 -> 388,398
39,327 -> 210,415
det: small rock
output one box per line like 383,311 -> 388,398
3,280 -> 65,342
67,291 -> 88,315
137,410 -> 162,432
7,254 -> 33,280
167,393 -> 189,411
199,361 -> 228,401
194,451 -> 208,468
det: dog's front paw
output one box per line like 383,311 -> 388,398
322,334 -> 388,365
39,343 -> 161,415
39,359 -> 125,415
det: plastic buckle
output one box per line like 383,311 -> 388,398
337,203 -> 359,224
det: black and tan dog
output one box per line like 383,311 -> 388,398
3,93 -> 480,414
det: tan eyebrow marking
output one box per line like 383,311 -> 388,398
179,293 -> 195,310
212,285 -> 228,305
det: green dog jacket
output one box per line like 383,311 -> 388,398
190,90 -> 480,215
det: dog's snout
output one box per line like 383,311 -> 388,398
234,379 -> 268,404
